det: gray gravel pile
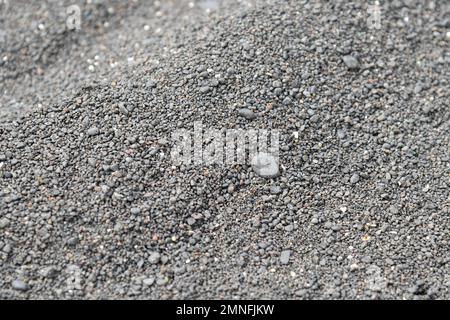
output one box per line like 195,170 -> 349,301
0,0 -> 449,299
0,0 -> 208,121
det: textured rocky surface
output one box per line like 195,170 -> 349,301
0,0 -> 449,299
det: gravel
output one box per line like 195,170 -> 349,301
0,0 -> 449,300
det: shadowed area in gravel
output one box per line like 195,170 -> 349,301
0,0 -> 449,299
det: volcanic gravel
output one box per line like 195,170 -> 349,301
0,0 -> 449,299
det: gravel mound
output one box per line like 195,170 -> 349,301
0,0 -> 449,299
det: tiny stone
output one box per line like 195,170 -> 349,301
118,103 -> 129,115
251,153 -> 279,178
337,129 -> 346,139
161,256 -> 169,264
3,244 -> 11,253
283,97 -> 292,105
238,108 -> 256,120
350,263 -> 359,271
136,259 -> 145,268
142,277 -> 155,287
280,250 -> 291,265
87,127 -> 99,136
131,207 -> 141,214
273,80 -> 282,88
295,289 -> 308,297
270,185 -> 282,194
422,104 -> 433,115
350,173 -> 360,184
389,206 -> 399,214
199,86 -> 210,93
40,266 -> 58,279
148,252 -> 161,264
67,237 -> 78,246
12,279 -> 29,291
0,217 -> 9,229
310,114 -> 319,122
342,55 -> 360,69
210,79 -> 219,87
112,223 -> 122,234
284,224 -> 294,232
146,80 -> 157,88
156,277 -> 168,286
169,196 -> 177,204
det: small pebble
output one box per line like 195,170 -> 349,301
131,207 -> 141,214
280,250 -> 291,265
251,153 -> 279,178
238,108 -> 256,120
199,86 -> 210,93
284,224 -> 294,232
148,252 -> 161,264
342,55 -> 360,69
12,279 -> 29,291
87,127 -> 99,136
67,237 -> 78,246
270,185 -> 282,194
142,277 -> 155,287
350,173 -> 360,184
0,217 -> 9,229
146,80 -> 157,88
283,97 -> 292,105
